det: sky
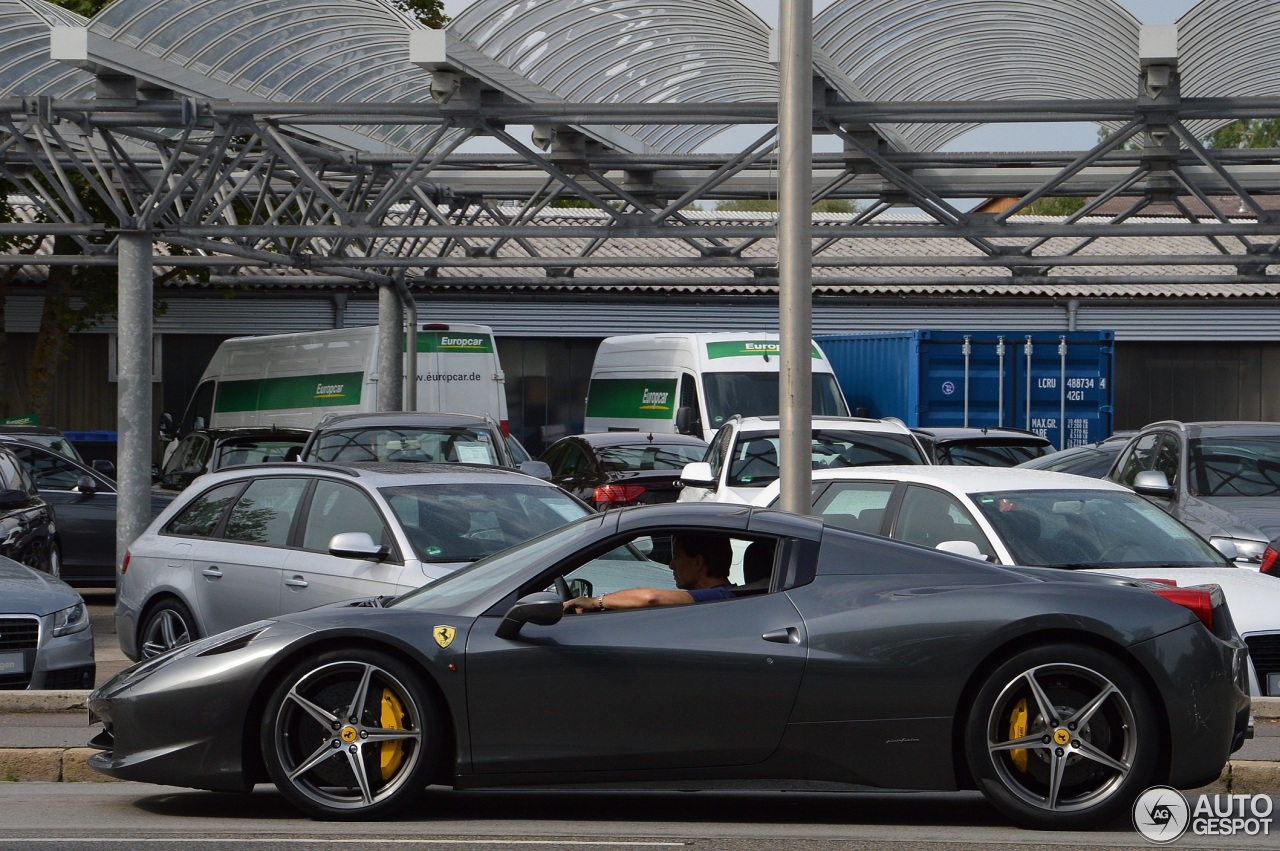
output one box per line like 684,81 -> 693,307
440,0 -> 1202,153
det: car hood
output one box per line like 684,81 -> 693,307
1184,495 -> 1280,541
0,560 -> 80,616
1090,564 -> 1280,637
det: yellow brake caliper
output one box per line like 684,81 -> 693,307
1009,697 -> 1028,772
380,689 -> 408,780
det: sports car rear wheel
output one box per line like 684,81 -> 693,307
261,649 -> 440,820
965,643 -> 1158,830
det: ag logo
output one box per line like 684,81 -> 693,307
1133,785 -> 1189,844
433,625 -> 456,649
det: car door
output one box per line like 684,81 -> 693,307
192,476 -> 305,634
463,531 -> 808,774
280,478 -> 406,607
7,443 -> 116,578
0,450 -> 52,570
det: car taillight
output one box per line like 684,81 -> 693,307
594,484 -> 646,504
1149,585 -> 1215,631
1261,544 -> 1280,577
120,550 -> 131,576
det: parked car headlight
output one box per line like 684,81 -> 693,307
51,602 -> 89,637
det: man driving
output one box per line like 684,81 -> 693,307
563,532 -> 734,613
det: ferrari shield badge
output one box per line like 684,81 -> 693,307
433,625 -> 456,649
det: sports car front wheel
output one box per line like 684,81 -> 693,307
261,649 -> 441,820
964,643 -> 1158,830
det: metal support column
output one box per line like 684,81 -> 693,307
116,231 -> 154,571
377,283 -> 403,411
778,0 -> 814,516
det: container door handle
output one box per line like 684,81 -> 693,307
762,627 -> 799,645
201,566 -> 223,579
284,576 -> 309,589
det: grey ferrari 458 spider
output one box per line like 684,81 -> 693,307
87,502 -> 1251,830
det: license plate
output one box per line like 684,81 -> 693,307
0,651 -> 24,675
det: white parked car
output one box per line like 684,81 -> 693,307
679,415 -> 928,505
753,465 -> 1280,697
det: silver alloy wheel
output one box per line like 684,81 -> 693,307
139,605 -> 194,658
269,659 -> 425,813
985,661 -> 1137,813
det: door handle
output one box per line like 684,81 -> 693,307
762,627 -> 799,645
201,567 -> 223,579
284,576 -> 309,589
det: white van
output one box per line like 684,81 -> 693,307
163,323 -> 507,439
583,332 -> 849,441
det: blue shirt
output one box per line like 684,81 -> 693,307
687,584 -> 737,602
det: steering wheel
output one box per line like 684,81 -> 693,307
554,575 -> 571,601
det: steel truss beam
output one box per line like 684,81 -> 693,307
0,73 -> 1278,286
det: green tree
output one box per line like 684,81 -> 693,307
1204,119 -> 1280,150
717,199 -> 855,214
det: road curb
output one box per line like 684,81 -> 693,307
0,691 -> 91,713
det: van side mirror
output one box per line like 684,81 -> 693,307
1132,470 -> 1175,498
158,412 -> 175,442
680,461 -> 716,488
675,406 -> 700,436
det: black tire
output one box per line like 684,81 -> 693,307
138,599 -> 197,659
964,643 -> 1159,830
260,648 -> 440,820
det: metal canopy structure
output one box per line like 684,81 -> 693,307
0,0 -> 1274,290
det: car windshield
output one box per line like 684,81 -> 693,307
380,481 -> 590,563
216,438 -> 306,469
391,513 -> 609,615
1189,436 -> 1280,497
971,488 -> 1227,569
703,372 -> 848,426
728,429 -> 926,488
312,426 -> 501,465
938,442 -> 1051,467
594,442 -> 707,472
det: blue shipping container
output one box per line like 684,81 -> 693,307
816,330 -> 1114,449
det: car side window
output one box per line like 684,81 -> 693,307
1117,433 -> 1161,486
704,423 -> 733,479
301,479 -> 393,553
166,433 -> 211,477
541,443 -> 568,475
165,482 -> 245,537
893,485 -> 994,558
813,482 -> 895,534
1153,434 -> 1181,489
9,445 -> 81,491
223,477 -> 307,546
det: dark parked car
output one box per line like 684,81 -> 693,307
539,432 -> 708,509
298,411 -> 550,478
156,426 -> 311,492
0,424 -> 112,473
87,502 -> 1249,829
0,436 -> 174,585
1107,421 -> 1280,566
0,443 -> 58,577
1016,432 -> 1135,478
912,427 -> 1053,466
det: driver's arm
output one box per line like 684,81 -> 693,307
564,588 -> 694,613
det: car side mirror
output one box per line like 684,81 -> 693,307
1132,470 -> 1175,498
328,532 -> 389,560
936,540 -> 986,560
76,475 -> 99,495
680,461 -> 716,488
496,591 -> 564,639
91,459 -> 116,476
518,460 -> 553,480
1211,538 -> 1239,561
158,412 -> 175,442
568,578 -> 594,598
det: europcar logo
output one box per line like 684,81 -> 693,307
314,382 -> 345,399
640,388 -> 671,411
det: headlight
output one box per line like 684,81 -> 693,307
51,602 -> 89,637
1212,536 -> 1267,564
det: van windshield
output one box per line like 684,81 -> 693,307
703,372 -> 848,429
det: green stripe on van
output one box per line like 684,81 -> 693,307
213,372 -> 364,413
585,378 -> 678,419
412,332 -> 494,354
705,341 -> 821,359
